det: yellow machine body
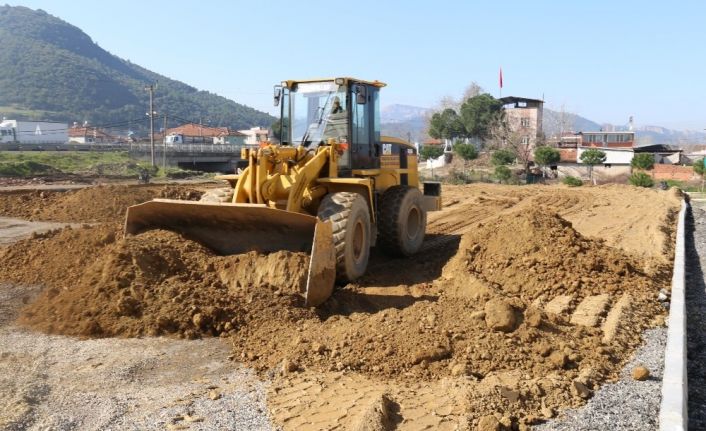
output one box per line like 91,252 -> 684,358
124,77 -> 441,307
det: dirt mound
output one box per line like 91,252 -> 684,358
0,185 -> 677,428
441,209 -> 663,302
0,185 -> 204,223
232,210 -> 667,427
1,226 -> 311,338
156,185 -> 203,201
0,190 -> 64,220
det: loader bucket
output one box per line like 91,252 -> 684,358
124,199 -> 335,306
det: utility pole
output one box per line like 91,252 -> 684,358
162,113 -> 167,170
145,83 -> 156,166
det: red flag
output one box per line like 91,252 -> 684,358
499,67 -> 503,89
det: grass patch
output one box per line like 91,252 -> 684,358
562,176 -> 583,187
0,151 -> 198,178
0,160 -> 60,176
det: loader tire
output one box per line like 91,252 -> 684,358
378,186 -> 426,257
317,192 -> 371,283
199,187 -> 234,203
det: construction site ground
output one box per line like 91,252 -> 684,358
0,183 -> 682,430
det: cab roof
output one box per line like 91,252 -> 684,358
283,77 -> 386,88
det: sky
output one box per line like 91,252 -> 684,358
8,0 -> 706,130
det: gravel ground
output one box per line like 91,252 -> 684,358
533,327 -> 667,431
535,200 -> 703,431
686,203 -> 706,429
0,217 -> 76,245
0,282 -> 275,431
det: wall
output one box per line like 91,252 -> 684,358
577,147 -> 634,164
650,164 -> 697,181
557,163 -> 631,182
505,107 -> 541,148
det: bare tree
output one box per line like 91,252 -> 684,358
461,82 -> 483,102
486,117 -> 533,173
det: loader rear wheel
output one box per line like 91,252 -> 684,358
199,187 -> 234,203
378,186 -> 426,257
317,192 -> 371,283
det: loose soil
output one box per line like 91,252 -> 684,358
0,184 -> 202,222
0,183 -> 682,430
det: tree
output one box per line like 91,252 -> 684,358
453,142 -> 478,162
534,146 -> 560,177
454,141 -> 478,177
491,148 -> 516,166
419,145 -> 444,161
494,165 -> 512,183
459,94 -> 504,142
694,158 -> 706,177
485,118 -> 533,173
579,148 -> 606,184
629,172 -> 654,188
460,82 -> 483,102
428,108 -> 465,140
631,153 -> 655,170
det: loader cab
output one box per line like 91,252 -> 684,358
275,77 -> 384,175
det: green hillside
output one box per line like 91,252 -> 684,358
0,6 -> 274,131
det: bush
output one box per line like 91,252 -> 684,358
491,149 -> 516,166
420,145 -> 444,161
534,146 -> 560,167
631,153 -> 655,170
453,142 -> 478,162
628,172 -> 654,188
562,176 -> 583,187
446,168 -> 471,184
494,165 -> 512,183
664,179 -> 684,189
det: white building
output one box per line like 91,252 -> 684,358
576,146 -> 634,165
238,127 -> 269,147
0,119 -> 68,144
557,147 -> 634,182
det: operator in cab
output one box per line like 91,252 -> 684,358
331,96 -> 344,114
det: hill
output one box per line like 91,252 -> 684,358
0,6 -> 274,132
380,104 -> 430,142
541,109 -> 601,137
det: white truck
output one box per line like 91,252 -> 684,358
0,119 -> 68,144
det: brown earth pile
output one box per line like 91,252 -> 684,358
1,225 -> 312,338
442,209 -> 669,301
0,185 -> 203,222
0,184 -> 678,428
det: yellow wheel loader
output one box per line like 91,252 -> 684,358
125,77 -> 442,306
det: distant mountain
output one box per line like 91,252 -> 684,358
0,6 -> 274,132
610,125 -> 706,147
381,102 -> 706,147
542,109 -> 706,146
542,109 -> 601,137
381,104 -> 430,123
380,104 -> 429,142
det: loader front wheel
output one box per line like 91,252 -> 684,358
317,192 -> 371,283
199,187 -> 234,203
378,186 -> 426,257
